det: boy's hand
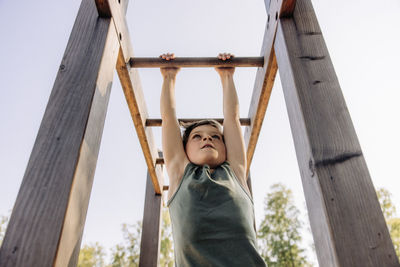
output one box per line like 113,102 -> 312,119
215,53 -> 235,76
160,53 -> 180,78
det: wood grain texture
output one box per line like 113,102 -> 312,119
109,0 -> 163,194
106,0 -> 133,63
244,0 -> 295,177
145,118 -> 251,127
53,18 -> 120,267
117,50 -> 164,194
139,171 -> 163,267
274,0 -> 399,265
129,57 -> 264,68
0,0 -> 115,266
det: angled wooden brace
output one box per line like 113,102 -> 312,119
98,0 -> 164,195
244,0 -> 295,177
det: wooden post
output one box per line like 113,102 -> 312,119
0,0 -> 120,266
273,0 -> 399,265
139,171 -> 163,267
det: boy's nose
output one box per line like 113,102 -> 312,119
203,136 -> 212,141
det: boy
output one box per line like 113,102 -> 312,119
160,53 -> 265,266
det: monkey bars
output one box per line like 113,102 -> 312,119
0,0 -> 398,266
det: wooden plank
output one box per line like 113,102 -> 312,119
109,9 -> 163,194
107,0 -> 163,194
0,1 -> 116,266
116,50 -> 164,194
105,0 -> 133,63
244,0 -> 296,176
129,57 -> 264,68
139,171 -> 163,267
53,16 -> 120,267
105,0 -> 163,193
274,0 -> 399,265
145,118 -> 251,127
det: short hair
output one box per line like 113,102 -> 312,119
182,120 -> 223,149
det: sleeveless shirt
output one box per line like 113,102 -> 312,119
168,162 -> 266,267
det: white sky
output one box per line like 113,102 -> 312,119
1,0 -> 399,264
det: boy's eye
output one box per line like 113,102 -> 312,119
193,134 -> 201,139
212,135 -> 220,140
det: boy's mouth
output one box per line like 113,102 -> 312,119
201,144 -> 214,149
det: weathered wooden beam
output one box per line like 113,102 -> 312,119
139,171 -> 163,267
145,118 -> 251,127
0,1 -> 118,266
54,18 -> 120,267
129,57 -> 264,68
117,51 -> 164,194
244,0 -> 296,176
102,0 -> 133,63
110,15 -> 163,193
274,0 -> 399,265
101,0 -> 163,193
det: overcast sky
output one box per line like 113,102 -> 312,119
1,0 -> 399,263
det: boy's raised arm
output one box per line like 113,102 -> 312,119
160,54 -> 188,190
215,53 -> 248,190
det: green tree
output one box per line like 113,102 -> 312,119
258,183 -> 310,267
77,205 -> 175,266
377,188 -> 397,219
377,187 -> 400,259
78,242 -> 105,267
109,221 -> 142,267
0,215 -> 9,246
159,208 -> 174,267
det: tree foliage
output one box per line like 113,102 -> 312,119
159,208 -> 174,267
109,221 -> 142,267
258,183 -> 310,267
74,205 -> 174,267
377,188 -> 397,220
78,242 -> 106,267
0,215 -> 9,247
377,188 -> 400,259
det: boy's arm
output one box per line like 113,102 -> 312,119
160,56 -> 189,192
216,54 -> 248,190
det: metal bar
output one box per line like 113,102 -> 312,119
146,118 -> 251,127
129,57 -> 264,68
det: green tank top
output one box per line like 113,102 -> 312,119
168,162 -> 266,267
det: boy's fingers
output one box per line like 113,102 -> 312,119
160,53 -> 175,60
218,53 -> 234,61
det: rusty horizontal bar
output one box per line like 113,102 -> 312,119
146,118 -> 251,127
129,57 -> 264,68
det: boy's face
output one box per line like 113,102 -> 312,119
185,124 -> 226,168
